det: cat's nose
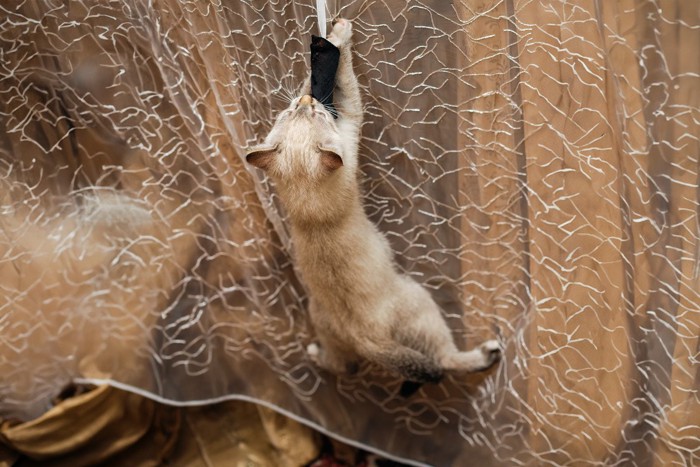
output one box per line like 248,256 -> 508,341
299,95 -> 313,106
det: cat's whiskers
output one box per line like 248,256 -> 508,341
271,92 -> 288,105
280,84 -> 298,104
312,88 -> 339,118
325,106 -> 339,119
267,74 -> 299,107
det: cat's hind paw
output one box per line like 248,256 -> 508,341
328,18 -> 352,48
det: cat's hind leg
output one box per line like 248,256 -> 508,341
401,297 -> 502,373
360,340 -> 444,383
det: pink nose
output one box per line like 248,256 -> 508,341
299,95 -> 313,106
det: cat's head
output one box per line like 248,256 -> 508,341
245,95 -> 345,181
245,94 -> 357,224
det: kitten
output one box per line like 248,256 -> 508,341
246,19 -> 501,387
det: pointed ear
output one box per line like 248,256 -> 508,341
246,145 -> 278,170
318,146 -> 343,172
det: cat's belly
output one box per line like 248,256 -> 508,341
307,278 -> 408,345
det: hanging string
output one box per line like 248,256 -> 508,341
315,0 -> 327,37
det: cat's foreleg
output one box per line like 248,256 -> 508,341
327,19 -> 362,129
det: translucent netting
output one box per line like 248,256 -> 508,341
1,1 -> 698,465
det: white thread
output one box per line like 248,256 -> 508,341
315,0 -> 326,37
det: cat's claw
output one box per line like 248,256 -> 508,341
328,18 -> 352,48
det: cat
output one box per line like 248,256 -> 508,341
246,18 -> 502,388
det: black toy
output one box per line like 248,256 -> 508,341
310,35 -> 339,117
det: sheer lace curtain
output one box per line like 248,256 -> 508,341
0,1 -> 697,465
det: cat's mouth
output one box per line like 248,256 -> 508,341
295,95 -> 332,121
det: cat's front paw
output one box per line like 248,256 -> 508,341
479,339 -> 502,369
328,18 -> 352,48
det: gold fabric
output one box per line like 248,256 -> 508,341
0,386 -> 319,466
0,0 -> 697,465
0,386 -> 180,466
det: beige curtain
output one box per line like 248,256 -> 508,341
0,0 -> 697,465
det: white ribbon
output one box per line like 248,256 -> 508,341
315,0 -> 326,37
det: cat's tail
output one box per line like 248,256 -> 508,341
365,344 -> 443,384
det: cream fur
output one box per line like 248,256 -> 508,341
247,19 -> 501,385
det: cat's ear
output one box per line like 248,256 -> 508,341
318,146 -> 343,172
246,145 -> 278,171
